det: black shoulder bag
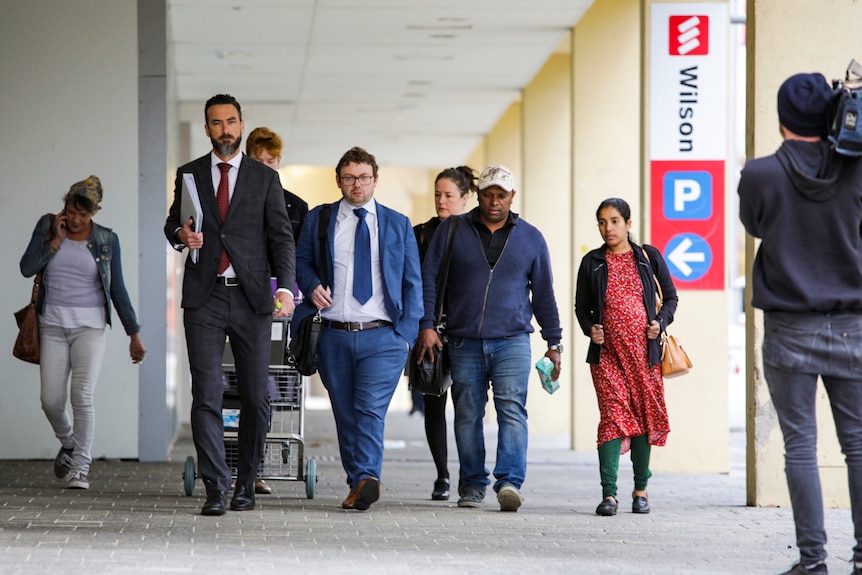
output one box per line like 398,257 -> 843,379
288,204 -> 331,376
408,216 -> 459,396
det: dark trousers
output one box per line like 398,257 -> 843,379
423,391 -> 450,481
184,284 -> 271,494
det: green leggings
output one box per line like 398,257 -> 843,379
598,435 -> 652,499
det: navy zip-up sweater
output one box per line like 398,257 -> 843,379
419,208 -> 562,345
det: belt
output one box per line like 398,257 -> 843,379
323,319 -> 393,332
215,276 -> 239,287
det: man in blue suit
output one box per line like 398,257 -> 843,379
164,94 -> 295,516
294,146 -> 422,511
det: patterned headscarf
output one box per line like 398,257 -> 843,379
68,175 -> 103,206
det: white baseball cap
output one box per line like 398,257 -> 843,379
477,164 -> 516,192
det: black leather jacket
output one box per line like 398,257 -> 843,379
575,241 -> 677,366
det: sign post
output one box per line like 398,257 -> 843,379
649,3 -> 728,290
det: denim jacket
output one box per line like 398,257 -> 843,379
19,214 -> 141,335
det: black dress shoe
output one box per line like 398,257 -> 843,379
432,478 -> 450,501
230,484 -> 255,511
632,495 -> 650,514
201,491 -> 227,516
595,497 -> 618,516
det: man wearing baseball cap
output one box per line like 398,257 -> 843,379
414,163 -> 562,512
739,72 -> 862,575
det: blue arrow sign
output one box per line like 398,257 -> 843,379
664,233 -> 711,281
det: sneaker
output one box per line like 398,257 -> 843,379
497,484 -> 523,512
457,486 -> 484,508
53,447 -> 73,479
779,562 -> 828,575
64,470 -> 89,490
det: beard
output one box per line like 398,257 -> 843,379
211,134 -> 242,157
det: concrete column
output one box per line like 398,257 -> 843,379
138,0 -> 172,461
522,49 -> 573,437
745,0 -> 861,507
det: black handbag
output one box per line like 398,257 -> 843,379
287,205 -> 331,376
289,309 -> 322,376
408,217 -> 458,396
408,341 -> 450,396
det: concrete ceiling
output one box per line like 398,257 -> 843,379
168,0 -> 594,168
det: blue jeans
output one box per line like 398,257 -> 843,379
317,326 -> 408,489
448,334 -> 531,494
763,311 -> 862,565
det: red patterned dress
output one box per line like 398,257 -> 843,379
590,250 -> 669,452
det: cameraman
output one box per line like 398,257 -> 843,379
738,72 -> 862,575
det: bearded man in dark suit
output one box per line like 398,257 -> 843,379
164,94 -> 295,516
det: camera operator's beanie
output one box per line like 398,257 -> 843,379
777,73 -> 832,137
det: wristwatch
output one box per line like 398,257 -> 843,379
548,343 -> 563,353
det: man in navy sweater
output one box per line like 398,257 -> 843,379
414,164 -> 562,512
739,72 -> 862,575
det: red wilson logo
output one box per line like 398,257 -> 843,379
669,15 -> 709,56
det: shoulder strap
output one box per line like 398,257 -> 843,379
434,216 -> 459,323
30,272 -> 43,304
642,245 -> 663,309
317,204 -> 331,289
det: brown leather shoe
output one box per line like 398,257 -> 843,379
352,477 -> 380,511
254,479 -> 272,494
341,488 -> 358,509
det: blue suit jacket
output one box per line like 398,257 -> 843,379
293,199 -> 422,344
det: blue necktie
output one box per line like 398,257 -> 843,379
353,207 -> 372,304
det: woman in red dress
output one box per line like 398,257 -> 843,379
575,198 -> 678,516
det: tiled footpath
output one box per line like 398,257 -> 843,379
0,403 -> 856,575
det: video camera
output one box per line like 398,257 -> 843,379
829,59 -> 862,156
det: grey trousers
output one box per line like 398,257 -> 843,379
763,310 -> 862,565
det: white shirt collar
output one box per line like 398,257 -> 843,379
210,151 -> 242,170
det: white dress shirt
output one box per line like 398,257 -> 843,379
322,199 -> 390,323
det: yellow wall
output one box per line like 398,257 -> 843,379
745,0 -> 862,507
522,51 -> 573,436
571,0 -> 646,453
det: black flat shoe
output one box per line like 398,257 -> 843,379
595,497 -> 618,516
632,495 -> 650,514
432,478 -> 450,501
201,490 -> 227,516
230,484 -> 255,511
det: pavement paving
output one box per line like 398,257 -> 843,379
0,401 -> 857,575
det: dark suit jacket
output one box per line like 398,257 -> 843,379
293,199 -> 422,344
164,153 -> 295,314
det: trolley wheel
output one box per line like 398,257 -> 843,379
305,458 -> 317,499
183,455 -> 196,496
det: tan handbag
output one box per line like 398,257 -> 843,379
643,247 -> 692,378
660,333 -> 692,378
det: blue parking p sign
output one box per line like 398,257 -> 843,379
663,171 -> 712,220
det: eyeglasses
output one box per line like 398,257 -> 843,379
340,175 -> 374,186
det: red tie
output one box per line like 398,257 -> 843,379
217,162 -> 231,274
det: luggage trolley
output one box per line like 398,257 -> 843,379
182,315 -> 317,499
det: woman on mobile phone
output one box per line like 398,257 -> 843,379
19,175 -> 146,490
